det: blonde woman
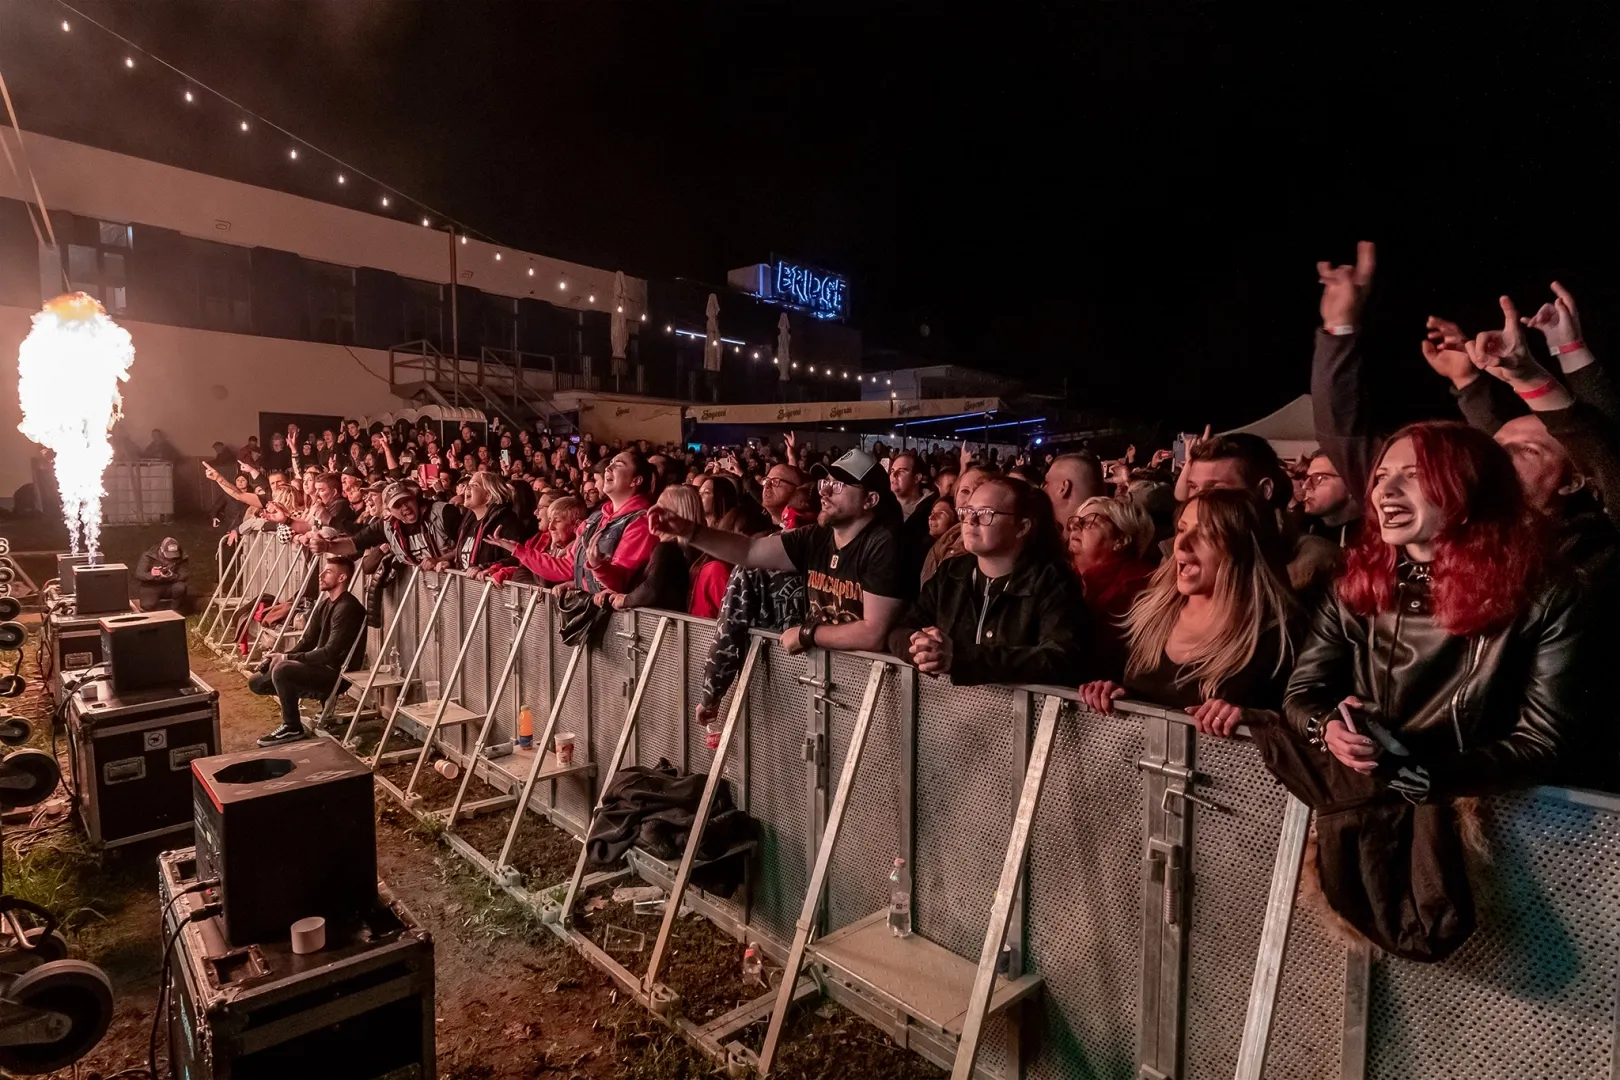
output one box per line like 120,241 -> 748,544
445,471 -> 528,575
609,483 -> 705,612
1078,489 -> 1296,736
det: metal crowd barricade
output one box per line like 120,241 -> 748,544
352,565 -> 1620,1080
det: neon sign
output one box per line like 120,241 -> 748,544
772,261 -> 847,321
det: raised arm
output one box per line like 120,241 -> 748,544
1521,281 -> 1620,427
647,506 -> 795,572
1310,240 -> 1380,497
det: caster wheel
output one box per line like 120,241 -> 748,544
0,716 -> 29,746
19,930 -> 69,964
0,959 -> 114,1074
0,750 -> 60,811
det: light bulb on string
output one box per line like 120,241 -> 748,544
422,217 -> 431,227
527,268 -> 534,277
239,120 -> 249,132
588,294 -> 595,303
494,252 -> 502,261
460,235 -> 467,244
640,313 -> 647,322
558,281 -> 567,292
124,57 -> 134,69
184,90 -> 194,103
288,148 -> 298,160
616,305 -> 623,313
60,20 -> 70,31
380,196 -> 390,207
337,173 -> 346,185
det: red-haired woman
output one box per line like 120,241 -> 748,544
1283,421 -> 1586,797
1271,421 -> 1590,962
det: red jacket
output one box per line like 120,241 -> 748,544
689,558 -> 731,619
1079,555 -> 1158,677
504,494 -> 656,593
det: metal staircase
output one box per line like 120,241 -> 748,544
387,339 -> 581,434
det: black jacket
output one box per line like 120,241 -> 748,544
285,591 -> 366,671
889,553 -> 1092,687
1283,562 -> 1591,798
135,547 -> 190,584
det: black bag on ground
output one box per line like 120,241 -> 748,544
585,759 -> 758,898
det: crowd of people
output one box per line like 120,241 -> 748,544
210,242 -> 1618,960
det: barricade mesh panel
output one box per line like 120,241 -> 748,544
1025,706 -> 1145,1080
1182,735 -> 1341,1080
1367,789 -> 1620,1080
744,646 -> 812,947
517,601 -> 552,806
684,620 -> 742,787
632,616 -> 682,773
913,678 -> 1016,962
551,631 -> 602,827
436,576 -> 463,700
825,654 -> 904,933
459,582 -> 490,716
484,589 -> 522,747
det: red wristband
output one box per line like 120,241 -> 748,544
1517,379 -> 1558,401
1554,339 -> 1587,355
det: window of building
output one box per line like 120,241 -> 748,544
306,260 -> 356,345
482,295 -> 517,354
65,218 -> 132,313
190,239 -> 252,333
401,278 -> 443,350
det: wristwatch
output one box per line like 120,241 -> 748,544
798,623 -> 818,652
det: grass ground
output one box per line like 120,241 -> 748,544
0,619 -> 941,1079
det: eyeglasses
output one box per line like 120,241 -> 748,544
957,507 -> 1017,526
1303,473 -> 1340,489
762,476 -> 796,489
818,479 -> 849,496
1070,515 -> 1109,532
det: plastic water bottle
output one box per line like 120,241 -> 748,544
386,646 -> 401,676
888,857 -> 912,938
741,942 -> 766,988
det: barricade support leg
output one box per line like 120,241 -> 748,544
560,616 -> 674,925
949,693 -> 1062,1080
754,658 -> 888,1077
1233,793 -> 1311,1080
444,588 -> 542,827
495,642 -> 587,875
367,572 -> 454,767
339,564 -> 422,746
402,576 -> 495,801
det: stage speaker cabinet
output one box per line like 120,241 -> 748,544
73,563 -> 129,617
67,674 -> 220,849
159,848 -> 435,1080
55,553 -> 91,595
191,739 -> 377,948
100,610 -> 190,695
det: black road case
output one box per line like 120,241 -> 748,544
159,848 -> 436,1080
42,610 -> 105,704
66,674 -> 220,848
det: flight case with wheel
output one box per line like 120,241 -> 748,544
158,848 -> 435,1080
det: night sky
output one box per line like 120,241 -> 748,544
3,2 -> 1619,431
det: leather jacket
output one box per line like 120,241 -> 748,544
1283,560 -> 1590,798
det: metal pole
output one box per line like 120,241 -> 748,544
340,564 -> 422,747
449,227 -> 460,408
445,588 -> 542,828
495,642 -> 586,873
368,572 -> 455,767
402,577 -> 495,800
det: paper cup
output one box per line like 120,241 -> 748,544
553,733 -> 576,766
290,916 -> 326,955
433,759 -> 459,780
704,722 -> 722,751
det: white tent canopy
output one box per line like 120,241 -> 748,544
363,404 -> 487,429
1221,393 -> 1316,462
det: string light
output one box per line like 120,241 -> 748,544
494,252 -> 502,261
527,267 -> 534,276
588,294 -> 596,303
616,305 -> 623,313
422,217 -> 431,227
288,148 -> 298,160
337,173 -> 346,184
460,235 -> 467,244
60,20 -> 70,31
809,366 -> 816,374
751,350 -> 759,359
791,362 -> 799,369
123,56 -> 134,69
184,90 -> 194,103
885,378 -> 892,385
664,325 -> 672,333
239,120 -> 249,132
380,196 -> 389,207
640,313 -> 647,322
773,357 -> 780,365
558,281 -> 567,291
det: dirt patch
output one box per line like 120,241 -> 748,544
572,882 -> 764,1027
738,1004 -> 948,1079
378,756 -> 503,811
455,806 -> 587,888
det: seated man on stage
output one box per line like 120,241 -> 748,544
249,554 -> 365,747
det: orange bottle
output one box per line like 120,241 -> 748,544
518,705 -> 534,748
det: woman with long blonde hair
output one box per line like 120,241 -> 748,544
1079,488 -> 1297,736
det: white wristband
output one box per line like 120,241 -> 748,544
1325,325 -> 1357,337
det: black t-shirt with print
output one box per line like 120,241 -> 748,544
779,522 -> 910,626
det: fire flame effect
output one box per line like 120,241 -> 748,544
17,293 -> 135,557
